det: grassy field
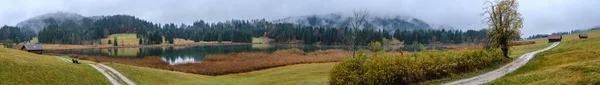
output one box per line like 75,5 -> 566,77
0,47 -> 110,84
252,37 -> 271,44
486,30 -> 600,84
106,62 -> 336,85
28,37 -> 39,44
100,33 -> 198,45
101,33 -> 140,45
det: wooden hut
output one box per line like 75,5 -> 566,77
548,35 -> 562,42
21,44 -> 43,54
579,34 -> 588,39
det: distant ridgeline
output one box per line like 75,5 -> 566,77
4,12 -> 493,45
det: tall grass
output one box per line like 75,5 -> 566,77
330,47 -> 510,84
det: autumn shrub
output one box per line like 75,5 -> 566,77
330,47 -> 509,84
368,42 -> 382,52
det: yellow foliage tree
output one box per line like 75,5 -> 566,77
483,0 -> 523,58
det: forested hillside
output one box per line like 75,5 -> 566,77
274,13 -> 440,32
16,12 -> 89,33
2,12 -> 495,46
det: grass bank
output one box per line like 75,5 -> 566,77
487,32 -> 600,84
105,62 -> 337,85
0,47 -> 110,84
0,46 -> 337,84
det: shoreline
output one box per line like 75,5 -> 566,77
42,42 -> 252,50
38,41 -> 494,51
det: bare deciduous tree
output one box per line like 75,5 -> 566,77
351,9 -> 369,57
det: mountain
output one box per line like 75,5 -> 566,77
273,13 -> 437,32
16,12 -> 443,34
16,12 -> 86,33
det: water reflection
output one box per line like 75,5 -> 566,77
161,56 -> 197,65
47,44 -> 451,65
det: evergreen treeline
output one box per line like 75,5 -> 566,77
264,23 -> 384,45
6,14 -> 495,46
263,24 -> 489,45
36,15 -> 255,45
38,15 -> 162,44
161,20 -> 254,43
393,29 -> 489,44
0,26 -> 35,46
38,17 -> 96,44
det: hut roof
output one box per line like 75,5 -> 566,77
22,44 -> 43,51
548,35 -> 562,39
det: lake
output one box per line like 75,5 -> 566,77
47,44 -> 451,65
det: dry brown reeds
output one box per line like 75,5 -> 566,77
172,49 -> 349,75
442,44 -> 484,50
510,41 -> 536,46
68,49 -> 352,75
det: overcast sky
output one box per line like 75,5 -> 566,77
1,0 -> 599,37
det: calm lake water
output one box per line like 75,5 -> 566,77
47,44 -> 451,65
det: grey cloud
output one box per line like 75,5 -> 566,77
1,0 -> 599,37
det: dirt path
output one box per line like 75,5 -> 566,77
444,42 -> 560,85
89,64 -> 136,85
89,64 -> 121,85
98,64 -> 136,85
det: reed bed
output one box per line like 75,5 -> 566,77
69,49 -> 356,75
172,49 -> 349,75
442,44 -> 484,50
510,41 -> 536,46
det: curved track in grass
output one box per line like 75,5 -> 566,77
444,42 -> 560,85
